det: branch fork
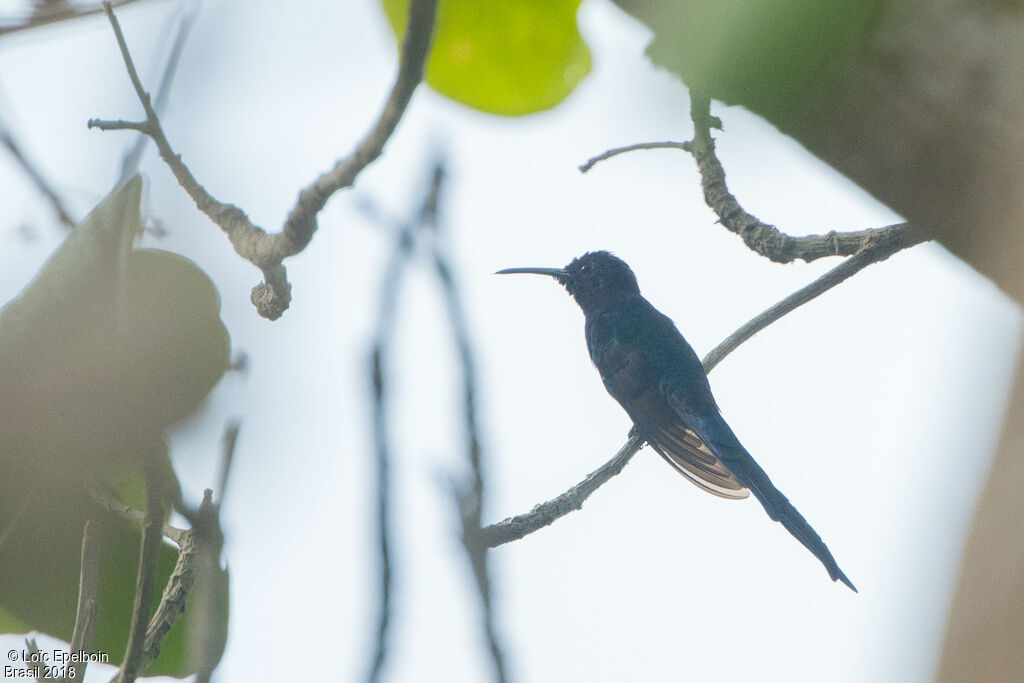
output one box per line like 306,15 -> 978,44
88,0 -> 440,319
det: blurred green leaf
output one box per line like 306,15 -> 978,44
610,0 -> 883,127
382,0 -> 591,115
0,177 -> 230,677
0,605 -> 29,634
0,467 -> 228,678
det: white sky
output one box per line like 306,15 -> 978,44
1,1 -> 1022,682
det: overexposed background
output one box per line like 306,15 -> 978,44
1,1 -> 1020,681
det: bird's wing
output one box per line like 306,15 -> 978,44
640,410 -> 749,499
586,304 -> 749,499
663,390 -> 857,591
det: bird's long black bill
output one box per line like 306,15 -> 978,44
495,267 -> 569,279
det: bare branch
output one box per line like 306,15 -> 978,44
140,528 -> 198,667
118,3 -> 199,185
687,95 -> 921,264
66,521 -> 101,682
88,483 -> 186,546
115,466 -> 165,683
579,141 -> 692,173
109,489 -> 224,680
88,0 -> 439,319
579,97 -> 924,265
0,0 -> 145,39
278,0 -> 438,260
702,224 -> 928,372
482,433 -> 645,548
88,120 -> 149,133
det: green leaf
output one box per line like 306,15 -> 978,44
0,465 -> 229,678
0,605 -> 29,634
610,0 -> 883,128
0,177 -> 231,677
0,175 -> 230,487
382,0 -> 591,115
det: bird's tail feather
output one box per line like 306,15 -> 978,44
684,409 -> 857,592
739,461 -> 857,592
774,497 -> 857,592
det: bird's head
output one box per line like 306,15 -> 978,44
497,250 -> 641,314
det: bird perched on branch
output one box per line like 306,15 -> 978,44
497,250 -> 855,591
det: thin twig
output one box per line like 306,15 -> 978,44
88,483 -> 186,545
482,433 -> 644,547
0,118 -> 76,228
216,420 -> 241,505
579,98 -> 921,265
427,162 -> 508,682
579,141 -> 692,173
0,0 -> 145,38
25,638 -> 55,681
364,214 -> 418,683
140,490 -> 224,674
118,2 -> 199,185
115,464 -> 165,683
66,521 -> 101,682
88,0 -> 440,319
89,463 -> 228,678
186,490 -> 224,683
702,224 -> 928,372
366,345 -> 394,683
140,423 -> 234,676
480,226 -> 926,546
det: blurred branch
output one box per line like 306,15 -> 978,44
88,0 -> 440,319
94,497 -> 224,680
364,204 -> 418,683
114,465 -> 165,683
24,521 -> 103,682
24,638 -> 54,681
118,2 -> 199,185
176,424 -> 234,682
0,0 -> 145,38
86,434 -> 231,680
66,521 -> 101,682
97,494 -> 221,683
88,483 -> 186,545
361,159 -> 510,681
185,490 -> 225,683
0,115 -> 76,229
215,420 -> 240,504
87,482 -> 200,653
426,162 -> 508,682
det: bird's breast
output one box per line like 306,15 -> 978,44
585,308 -> 660,403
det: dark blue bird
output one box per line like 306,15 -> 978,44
498,250 -> 855,591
